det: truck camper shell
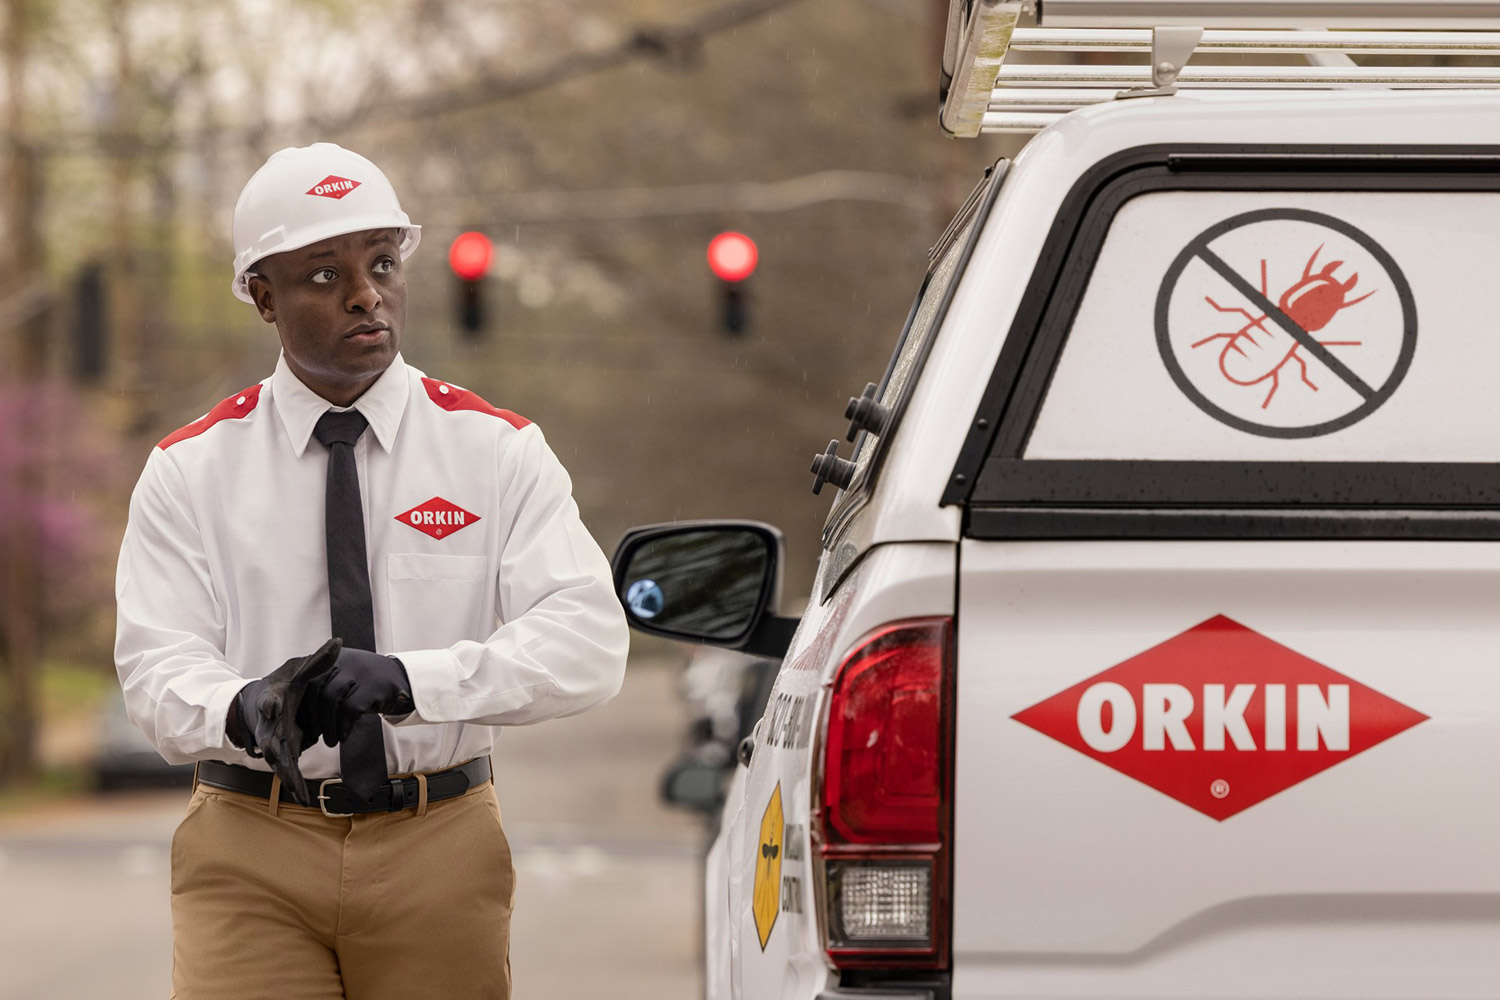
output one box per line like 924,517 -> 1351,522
824,91 -> 1500,574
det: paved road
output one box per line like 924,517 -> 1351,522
0,658 -> 709,1000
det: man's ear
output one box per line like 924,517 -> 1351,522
247,273 -> 277,324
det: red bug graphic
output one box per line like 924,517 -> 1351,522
1192,245 -> 1376,409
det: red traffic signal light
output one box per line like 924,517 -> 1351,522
449,232 -> 493,336
448,231 -> 494,282
707,232 -> 758,283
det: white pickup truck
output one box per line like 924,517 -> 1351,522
612,4 -> 1500,998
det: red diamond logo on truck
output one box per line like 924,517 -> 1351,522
395,497 -> 480,540
306,175 -> 361,199
1012,615 -> 1427,820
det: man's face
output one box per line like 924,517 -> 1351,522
247,228 -> 407,406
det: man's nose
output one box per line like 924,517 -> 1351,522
346,273 -> 382,312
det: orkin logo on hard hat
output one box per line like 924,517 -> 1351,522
306,175 -> 361,200
1012,615 -> 1427,820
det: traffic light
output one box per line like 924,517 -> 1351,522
448,231 -> 494,337
707,231 -> 758,336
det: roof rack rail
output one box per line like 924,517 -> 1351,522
940,0 -> 1500,137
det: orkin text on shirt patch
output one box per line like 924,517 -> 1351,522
306,174 -> 361,200
1011,615 -> 1428,820
395,497 -> 481,540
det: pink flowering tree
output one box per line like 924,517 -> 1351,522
0,383 -> 125,784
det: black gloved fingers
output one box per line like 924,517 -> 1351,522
336,688 -> 367,745
255,686 -> 285,722
298,724 -> 321,754
262,730 -> 310,807
318,673 -> 360,748
301,674 -> 337,749
317,679 -> 340,749
233,689 -> 264,757
344,679 -> 389,719
300,638 -> 344,678
241,639 -> 345,799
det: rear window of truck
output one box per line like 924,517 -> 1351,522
950,147 -> 1500,539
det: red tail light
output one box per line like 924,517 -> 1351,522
817,618 -> 953,971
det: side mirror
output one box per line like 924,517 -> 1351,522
611,521 -> 800,659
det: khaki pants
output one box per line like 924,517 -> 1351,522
169,773 -> 514,999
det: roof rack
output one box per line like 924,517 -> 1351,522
940,0 -> 1500,136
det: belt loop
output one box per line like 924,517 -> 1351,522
415,772 -> 429,818
267,774 -> 282,818
192,761 -> 200,792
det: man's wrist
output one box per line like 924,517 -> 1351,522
225,690 -> 252,751
389,656 -> 413,711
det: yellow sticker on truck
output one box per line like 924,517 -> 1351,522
752,782 -> 783,950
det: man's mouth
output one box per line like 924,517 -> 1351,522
344,323 -> 389,341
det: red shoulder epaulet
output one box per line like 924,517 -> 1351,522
158,384 -> 264,450
420,377 -> 531,429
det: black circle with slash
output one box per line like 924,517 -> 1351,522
1155,208 -> 1417,439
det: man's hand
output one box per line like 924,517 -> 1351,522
231,638 -> 343,806
301,648 -> 414,748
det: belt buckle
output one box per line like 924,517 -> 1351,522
317,778 -> 355,818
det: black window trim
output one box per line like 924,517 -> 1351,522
945,143 -> 1500,541
819,157 -> 1009,551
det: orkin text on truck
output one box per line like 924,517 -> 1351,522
1012,614 -> 1429,820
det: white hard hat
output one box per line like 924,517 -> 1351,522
230,142 -> 421,303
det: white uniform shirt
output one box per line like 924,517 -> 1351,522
115,352 -> 629,778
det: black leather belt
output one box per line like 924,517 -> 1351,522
196,757 -> 491,817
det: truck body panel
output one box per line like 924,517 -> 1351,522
952,540 -> 1500,998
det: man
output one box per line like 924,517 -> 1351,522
114,142 -> 629,999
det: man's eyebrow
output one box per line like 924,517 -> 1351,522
297,233 -> 397,263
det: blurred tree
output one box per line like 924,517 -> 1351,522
0,384 -> 126,782
1,0 -> 48,785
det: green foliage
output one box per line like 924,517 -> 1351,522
0,764 -> 91,812
40,660 -> 112,720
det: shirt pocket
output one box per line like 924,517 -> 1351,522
385,553 -> 492,652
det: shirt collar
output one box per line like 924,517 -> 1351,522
272,352 -> 410,458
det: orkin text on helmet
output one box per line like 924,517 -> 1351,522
1012,615 -> 1428,820
306,175 -> 362,200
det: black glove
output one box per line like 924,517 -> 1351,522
230,638 -> 342,807
300,647 -> 414,748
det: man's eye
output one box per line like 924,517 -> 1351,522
310,268 -> 338,284
373,257 -> 395,274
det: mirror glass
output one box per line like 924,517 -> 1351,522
620,528 -> 771,641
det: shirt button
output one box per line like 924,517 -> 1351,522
236,396 -> 247,405
439,384 -> 450,395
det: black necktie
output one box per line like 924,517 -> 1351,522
313,409 -> 386,802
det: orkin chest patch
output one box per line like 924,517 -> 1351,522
1012,615 -> 1427,820
395,497 -> 481,540
306,175 -> 360,199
